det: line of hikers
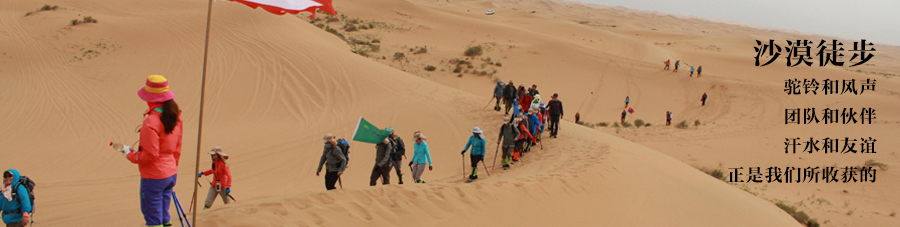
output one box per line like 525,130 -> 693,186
664,59 -> 703,77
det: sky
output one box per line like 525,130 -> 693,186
571,0 -> 900,46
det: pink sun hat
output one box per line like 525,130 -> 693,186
138,75 -> 176,102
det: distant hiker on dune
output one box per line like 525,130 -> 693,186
410,132 -> 433,183
621,110 -> 627,124
690,66 -> 695,77
317,134 -> 347,190
497,117 -> 520,170
666,111 -> 672,126
547,93 -> 563,138
624,96 -> 630,108
388,130 -> 406,184
493,82 -> 504,111
461,126 -> 486,182
370,138 -> 393,186
503,81 -> 517,115
199,147 -> 232,209
674,60 -> 680,72
127,75 -> 184,227
698,65 -> 703,77
701,92 -> 708,106
664,59 -> 670,70
575,112 -> 580,123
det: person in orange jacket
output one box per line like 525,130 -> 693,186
199,147 -> 232,209
127,75 -> 184,227
514,115 -> 534,161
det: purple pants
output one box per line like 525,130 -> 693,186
140,174 -> 177,226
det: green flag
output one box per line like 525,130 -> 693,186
351,117 -> 392,144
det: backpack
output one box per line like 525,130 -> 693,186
336,138 -> 350,163
11,176 -> 36,214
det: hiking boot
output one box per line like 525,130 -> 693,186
163,222 -> 173,227
399,175 -> 404,184
503,166 -> 510,170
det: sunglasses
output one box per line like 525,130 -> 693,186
3,175 -> 11,178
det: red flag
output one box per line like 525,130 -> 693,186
229,0 -> 336,18
627,107 -> 634,114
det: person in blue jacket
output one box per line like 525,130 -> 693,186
409,132 -> 433,183
461,127 -> 486,182
493,82 -> 504,111
2,169 -> 32,227
528,108 -> 542,147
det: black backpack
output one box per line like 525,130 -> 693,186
11,176 -> 36,214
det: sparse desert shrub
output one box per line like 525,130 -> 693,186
709,169 -> 724,180
82,16 -> 97,23
634,119 -> 645,128
41,5 -> 52,11
371,38 -> 380,43
865,159 -> 888,170
694,120 -> 701,127
344,25 -> 358,32
598,122 -> 609,127
495,62 -> 502,67
493,77 -> 501,83
676,120 -> 689,129
464,45 -> 483,57
453,65 -> 462,73
315,23 -> 325,28
424,65 -> 436,71
890,211 -> 896,217
479,71 -> 487,75
621,121 -> 633,128
70,19 -> 79,25
370,45 -> 380,52
25,12 -> 33,16
776,202 -> 812,225
457,74 -> 463,77
393,52 -> 405,60
645,123 -> 652,127
414,47 -> 427,54
613,122 -> 620,128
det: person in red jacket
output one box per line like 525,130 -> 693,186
514,116 -> 534,162
127,75 -> 183,227
199,146 -> 232,209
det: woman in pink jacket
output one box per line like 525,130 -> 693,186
126,75 -> 183,227
199,147 -> 232,209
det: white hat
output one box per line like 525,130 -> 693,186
323,134 -> 335,143
209,146 -> 229,159
471,126 -> 483,134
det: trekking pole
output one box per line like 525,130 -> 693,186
481,159 -> 491,176
338,177 -> 343,189
482,96 -> 495,109
172,192 -> 192,227
491,145 -> 500,170
227,194 -> 237,202
188,181 -> 202,213
461,154 -> 466,180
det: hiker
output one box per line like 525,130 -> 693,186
519,86 -> 532,112
503,81 -> 517,115
547,93 -> 563,138
674,60 -> 680,72
690,66 -> 695,77
1,170 -> 32,227
199,147 -> 232,209
127,75 -> 184,227
514,115 -> 534,160
666,111 -> 672,126
497,117 -> 520,170
409,132 -> 433,183
621,110 -> 627,124
575,112 -> 580,123
697,66 -> 703,77
535,105 -> 546,142
460,126 -> 486,182
625,96 -> 630,108
530,94 -> 542,110
664,59 -> 670,70
388,130 -> 406,184
528,108 -> 542,146
370,137 -> 393,186
493,82 -> 504,111
701,92 -> 708,106
317,134 -> 347,190
528,84 -> 540,96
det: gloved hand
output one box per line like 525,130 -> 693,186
198,173 -> 203,178
408,161 -> 413,167
429,166 -> 433,171
226,188 -> 231,195
460,150 -> 466,155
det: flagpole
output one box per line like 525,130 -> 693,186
349,116 -> 361,145
192,0 -> 215,224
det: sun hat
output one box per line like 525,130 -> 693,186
138,75 -> 176,102
417,133 -> 427,140
503,117 -> 510,124
209,146 -> 229,160
471,126 -> 483,134
323,134 -> 335,143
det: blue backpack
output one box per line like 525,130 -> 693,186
336,138 -> 350,163
11,176 -> 36,214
